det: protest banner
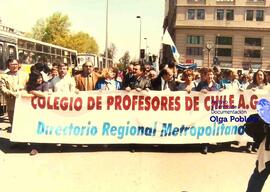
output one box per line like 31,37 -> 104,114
10,89 -> 265,144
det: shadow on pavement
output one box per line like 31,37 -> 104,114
0,114 -> 252,155
0,137 -> 252,155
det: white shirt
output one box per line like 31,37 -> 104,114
161,77 -> 168,91
50,75 -> 76,92
104,79 -> 117,90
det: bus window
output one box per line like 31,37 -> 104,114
8,45 -> 16,59
44,54 -> 51,64
63,50 -> 69,56
36,53 -> 45,63
30,52 -> 36,64
51,47 -> 56,54
43,45 -> 50,53
63,57 -> 68,64
18,50 -> 34,64
56,49 -> 61,56
36,44 -> 42,52
71,53 -> 77,66
0,43 -> 3,70
18,50 -> 24,63
27,42 -> 35,50
18,39 -> 27,49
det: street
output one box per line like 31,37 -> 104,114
0,116 -> 270,192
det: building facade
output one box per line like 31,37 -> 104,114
164,0 -> 270,70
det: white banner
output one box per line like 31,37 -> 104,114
10,90 -> 265,144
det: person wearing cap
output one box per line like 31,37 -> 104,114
74,61 -> 100,91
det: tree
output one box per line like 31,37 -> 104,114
104,43 -> 117,59
65,32 -> 99,54
30,12 -> 70,44
28,12 -> 99,53
43,12 -> 71,44
29,18 -> 47,40
119,51 -> 130,66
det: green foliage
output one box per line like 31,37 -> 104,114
119,51 -> 130,66
30,18 -> 47,41
68,32 -> 99,54
29,12 -> 98,53
44,12 -> 71,43
104,43 -> 117,59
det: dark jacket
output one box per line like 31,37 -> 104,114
244,113 -> 270,150
122,72 -> 135,89
151,75 -> 177,91
128,75 -> 151,90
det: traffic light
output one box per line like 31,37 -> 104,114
149,55 -> 153,63
140,49 -> 145,59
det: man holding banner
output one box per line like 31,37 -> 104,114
50,63 -> 76,93
0,59 -> 28,125
125,63 -> 151,91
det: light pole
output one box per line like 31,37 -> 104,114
206,40 -> 214,68
144,37 -> 148,61
136,16 -> 141,61
105,0 -> 109,67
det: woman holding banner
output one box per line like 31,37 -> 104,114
247,70 -> 268,90
196,68 -> 221,154
24,70 -> 50,156
0,59 -> 28,125
95,67 -> 121,90
197,68 -> 221,93
246,69 -> 269,152
26,70 -> 49,97
177,69 -> 196,93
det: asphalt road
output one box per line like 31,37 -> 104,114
0,115 -> 270,192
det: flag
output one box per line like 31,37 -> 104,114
162,28 -> 180,64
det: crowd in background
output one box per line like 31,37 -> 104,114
2,58 -> 270,125
0,58 -> 269,155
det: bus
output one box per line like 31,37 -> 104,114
77,53 -> 113,70
0,30 -> 77,73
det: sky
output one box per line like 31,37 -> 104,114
0,0 -> 165,61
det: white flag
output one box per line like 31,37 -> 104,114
162,28 -> 180,64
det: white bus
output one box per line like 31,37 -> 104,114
77,53 -> 113,70
0,30 -> 77,73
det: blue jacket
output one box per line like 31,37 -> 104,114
95,79 -> 121,90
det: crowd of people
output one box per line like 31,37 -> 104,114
2,58 -> 270,191
0,59 -> 269,152
1,58 -> 270,133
